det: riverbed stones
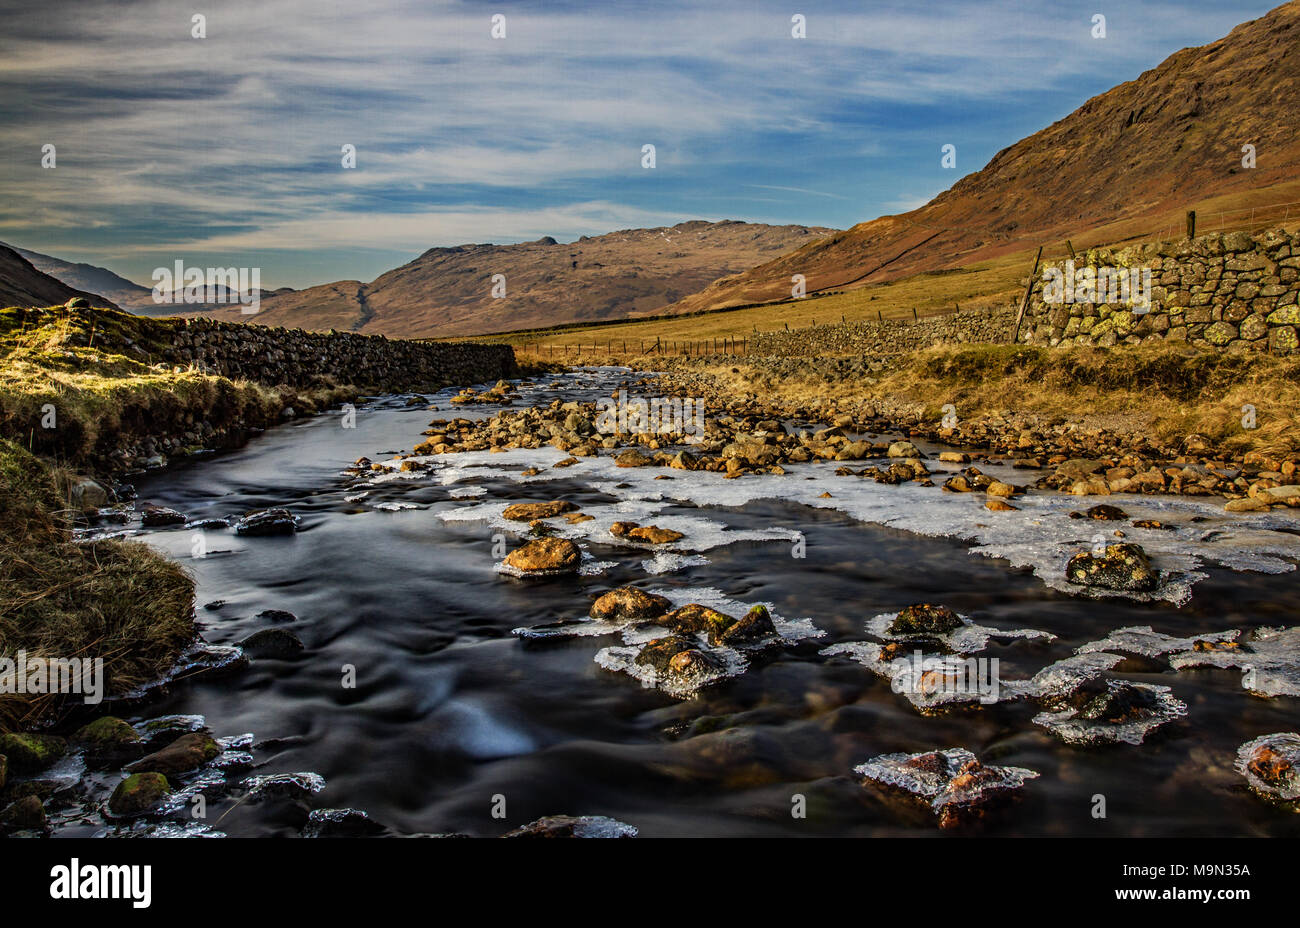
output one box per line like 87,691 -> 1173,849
0,795 -> 47,830
73,716 -> 143,767
889,603 -> 963,636
237,628 -> 305,659
634,634 -> 698,671
855,748 -> 1039,831
627,525 -> 684,544
234,508 -> 299,536
502,815 -> 637,838
503,537 -> 581,574
502,500 -> 577,521
126,731 -> 221,776
1065,543 -> 1157,592
0,733 -> 66,774
589,587 -> 672,622
108,772 -> 172,817
140,504 -> 186,527
663,604 -> 734,641
1235,733 -> 1300,801
717,604 -> 778,647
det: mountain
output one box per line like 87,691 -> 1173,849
0,244 -> 119,310
185,220 -> 834,337
671,1 -> 1300,314
8,245 -> 157,313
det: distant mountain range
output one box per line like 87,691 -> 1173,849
0,244 -> 120,311
177,220 -> 834,336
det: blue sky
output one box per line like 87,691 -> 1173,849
0,0 -> 1282,289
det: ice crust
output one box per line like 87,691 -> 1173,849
855,748 -> 1039,815
1169,626 -> 1300,697
369,445 -> 1300,603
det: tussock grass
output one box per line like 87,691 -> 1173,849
0,439 -> 195,732
702,343 -> 1300,459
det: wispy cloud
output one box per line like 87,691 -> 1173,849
0,0 -> 1278,286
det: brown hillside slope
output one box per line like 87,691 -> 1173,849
189,220 -> 833,337
673,1 -> 1300,313
0,245 -> 118,311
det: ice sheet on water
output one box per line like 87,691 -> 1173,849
373,500 -> 421,511
373,447 -> 1300,602
1076,625 -> 1240,659
1005,651 -> 1127,700
1235,732 -> 1300,801
448,485 -> 486,498
1169,626 -> 1300,697
863,610 -> 1054,653
591,587 -> 821,699
1032,682 -> 1186,745
821,644 -> 1006,711
240,772 -> 326,799
854,747 -> 1039,816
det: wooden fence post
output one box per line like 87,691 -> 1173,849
1186,210 -> 1196,240
1009,245 -> 1044,345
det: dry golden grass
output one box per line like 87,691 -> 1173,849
687,343 -> 1300,459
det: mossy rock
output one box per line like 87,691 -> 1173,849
73,716 -> 140,747
125,731 -> 221,776
663,604 -> 734,640
73,716 -> 144,767
0,733 -> 67,774
108,772 -> 172,817
0,794 -> 47,830
717,605 -> 778,647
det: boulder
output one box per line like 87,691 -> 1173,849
234,508 -> 299,536
589,587 -> 672,622
1065,543 -> 1157,592
503,537 -> 581,574
73,716 -> 143,767
108,772 -> 172,817
502,500 -> 578,521
126,731 -> 221,776
888,603 -> 963,636
0,795 -> 47,830
627,525 -> 684,544
237,628 -> 305,659
0,733 -> 66,774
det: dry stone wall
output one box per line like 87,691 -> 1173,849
751,307 -> 1015,356
1017,228 -> 1300,354
160,317 -> 516,391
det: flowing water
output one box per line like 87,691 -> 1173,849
51,369 -> 1300,837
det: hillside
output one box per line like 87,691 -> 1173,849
0,244 -> 118,310
185,220 -> 833,337
671,1 -> 1300,313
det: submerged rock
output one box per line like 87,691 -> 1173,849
234,508 -> 300,536
108,772 -> 172,817
503,537 -> 581,574
1065,543 -> 1157,592
302,807 -> 385,838
589,587 -> 672,622
1033,678 -> 1185,745
1235,733 -> 1300,801
140,504 -> 187,527
237,628 -> 305,659
855,748 -> 1038,830
241,772 -> 326,802
502,815 -> 637,838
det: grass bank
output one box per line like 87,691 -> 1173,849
667,342 -> 1300,461
0,305 -> 355,732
